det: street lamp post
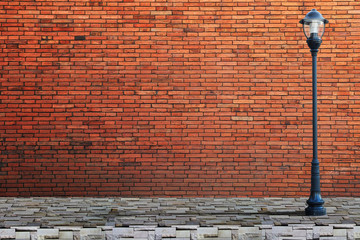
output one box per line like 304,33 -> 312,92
300,9 -> 329,216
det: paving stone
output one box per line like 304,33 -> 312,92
59,231 -> 74,240
218,230 -> 231,238
197,227 -> 218,239
148,231 -> 155,240
216,226 -> 239,230
134,229 -> 148,239
190,230 -> 197,240
57,227 -> 82,231
132,226 -> 157,231
353,226 -> 360,238
154,233 -> 162,240
0,229 -> 16,239
292,224 -> 315,230
154,227 -> 176,237
264,231 -> 277,240
331,224 -> 355,229
238,227 -> 260,234
15,232 -> 30,240
259,224 -> 273,230
291,230 -> 307,238
37,228 -> 59,238
79,228 -> 102,236
176,230 -> 191,238
313,226 -> 334,237
270,226 -> 293,237
112,228 -> 134,238
332,228 -> 347,237
11,226 -> 39,231
307,230 -> 314,239
174,225 -> 199,230
319,237 -> 346,240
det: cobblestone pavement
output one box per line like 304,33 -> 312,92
1,197 -> 360,239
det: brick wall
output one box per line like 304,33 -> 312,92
1,0 -> 360,197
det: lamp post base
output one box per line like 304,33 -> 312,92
305,206 -> 326,216
305,192 -> 326,216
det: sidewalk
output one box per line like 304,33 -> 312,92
0,197 -> 359,239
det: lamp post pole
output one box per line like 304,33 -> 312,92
306,42 -> 326,216
300,9 -> 329,216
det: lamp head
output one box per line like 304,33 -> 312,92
300,9 -> 329,40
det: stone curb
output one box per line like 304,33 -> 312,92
2,225 -> 360,240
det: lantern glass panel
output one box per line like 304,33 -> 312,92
303,21 -> 325,39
